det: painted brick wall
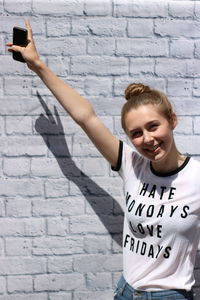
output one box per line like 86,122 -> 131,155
1,0 -> 200,299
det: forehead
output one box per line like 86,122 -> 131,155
125,104 -> 167,130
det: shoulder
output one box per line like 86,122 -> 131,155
112,140 -> 147,173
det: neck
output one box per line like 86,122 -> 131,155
151,146 -> 186,174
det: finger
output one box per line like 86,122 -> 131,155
6,42 -> 13,47
25,19 -> 33,41
11,45 -> 23,52
54,106 -> 63,129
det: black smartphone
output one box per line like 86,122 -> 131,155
13,27 -> 28,63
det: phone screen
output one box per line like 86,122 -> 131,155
13,27 -> 28,63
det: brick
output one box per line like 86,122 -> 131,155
167,79 -> 192,97
47,57 -> 70,77
47,257 -> 73,273
116,38 -> 168,57
34,273 -> 84,291
49,293 -> 72,300
186,59 -> 200,77
0,16 -> 26,33
74,253 -> 122,273
71,56 -> 128,76
176,135 -> 200,155
0,56 -> 26,74
155,59 -> 187,77
33,236 -> 84,255
172,99 -> 200,116
0,96 -> 43,116
155,19 -> 200,38
87,38 -> 115,55
36,37 -> 86,56
0,136 -> 47,156
70,215 -> 108,234
84,76 -> 113,96
170,39 -> 194,58
7,275 -> 33,293
85,194 -> 114,215
4,0 -> 32,13
0,218 -> 44,237
46,18 -> 71,37
169,1 -> 194,18
72,140 -> 102,157
0,35 -> 4,55
72,17 -> 127,37
194,117 -> 200,134
84,235 -> 111,254
193,79 -> 200,97
31,158 -> 64,178
81,157 -> 108,176
0,0 -> 2,13
128,19 -> 154,37
0,117 -> 4,135
47,217 -> 69,236
0,200 -> 5,217
6,116 -> 32,135
74,291 -> 113,300
194,41 -> 200,58
0,179 -> 43,197
32,0 -> 84,15
5,238 -> 32,256
0,294 -> 48,300
44,179 -> 69,198
0,277 -> 5,294
86,272 -> 112,289
4,157 -> 30,177
130,58 -> 155,76
6,197 -> 31,217
174,117 -> 193,135
84,0 -> 112,16
0,258 -> 46,275
194,2 -> 200,19
114,0 -> 168,17
33,197 -> 84,217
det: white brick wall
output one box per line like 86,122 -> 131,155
1,0 -> 200,298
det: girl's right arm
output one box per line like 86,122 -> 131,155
7,20 -> 120,168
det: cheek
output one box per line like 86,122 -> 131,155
130,138 -> 142,149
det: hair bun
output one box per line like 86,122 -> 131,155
124,83 -> 151,101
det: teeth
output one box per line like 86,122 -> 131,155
146,144 -> 160,152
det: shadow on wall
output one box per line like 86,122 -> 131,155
35,92 -> 124,247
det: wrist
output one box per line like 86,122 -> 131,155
28,58 -> 44,73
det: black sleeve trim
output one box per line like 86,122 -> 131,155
111,140 -> 123,172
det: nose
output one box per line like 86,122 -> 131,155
143,131 -> 154,144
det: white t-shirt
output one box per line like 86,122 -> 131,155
113,141 -> 200,291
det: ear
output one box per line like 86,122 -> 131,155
170,112 -> 178,130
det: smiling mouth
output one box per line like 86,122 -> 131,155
144,142 -> 162,153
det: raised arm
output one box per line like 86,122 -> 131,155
7,20 -> 120,168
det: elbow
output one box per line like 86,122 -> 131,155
74,107 -> 96,128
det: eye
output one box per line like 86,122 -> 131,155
130,131 -> 142,138
149,123 -> 159,131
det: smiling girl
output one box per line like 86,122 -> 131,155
7,20 -> 199,300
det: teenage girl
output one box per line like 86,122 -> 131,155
7,20 -> 198,300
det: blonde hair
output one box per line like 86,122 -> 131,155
121,83 -> 174,132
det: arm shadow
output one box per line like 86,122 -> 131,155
35,92 -> 124,247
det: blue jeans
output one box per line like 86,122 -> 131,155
114,275 -> 195,300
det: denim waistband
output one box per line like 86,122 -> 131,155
116,275 -> 194,299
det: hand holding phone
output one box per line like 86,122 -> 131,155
7,20 -> 41,70
13,26 -> 28,63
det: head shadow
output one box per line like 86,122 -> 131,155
35,92 -> 123,247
